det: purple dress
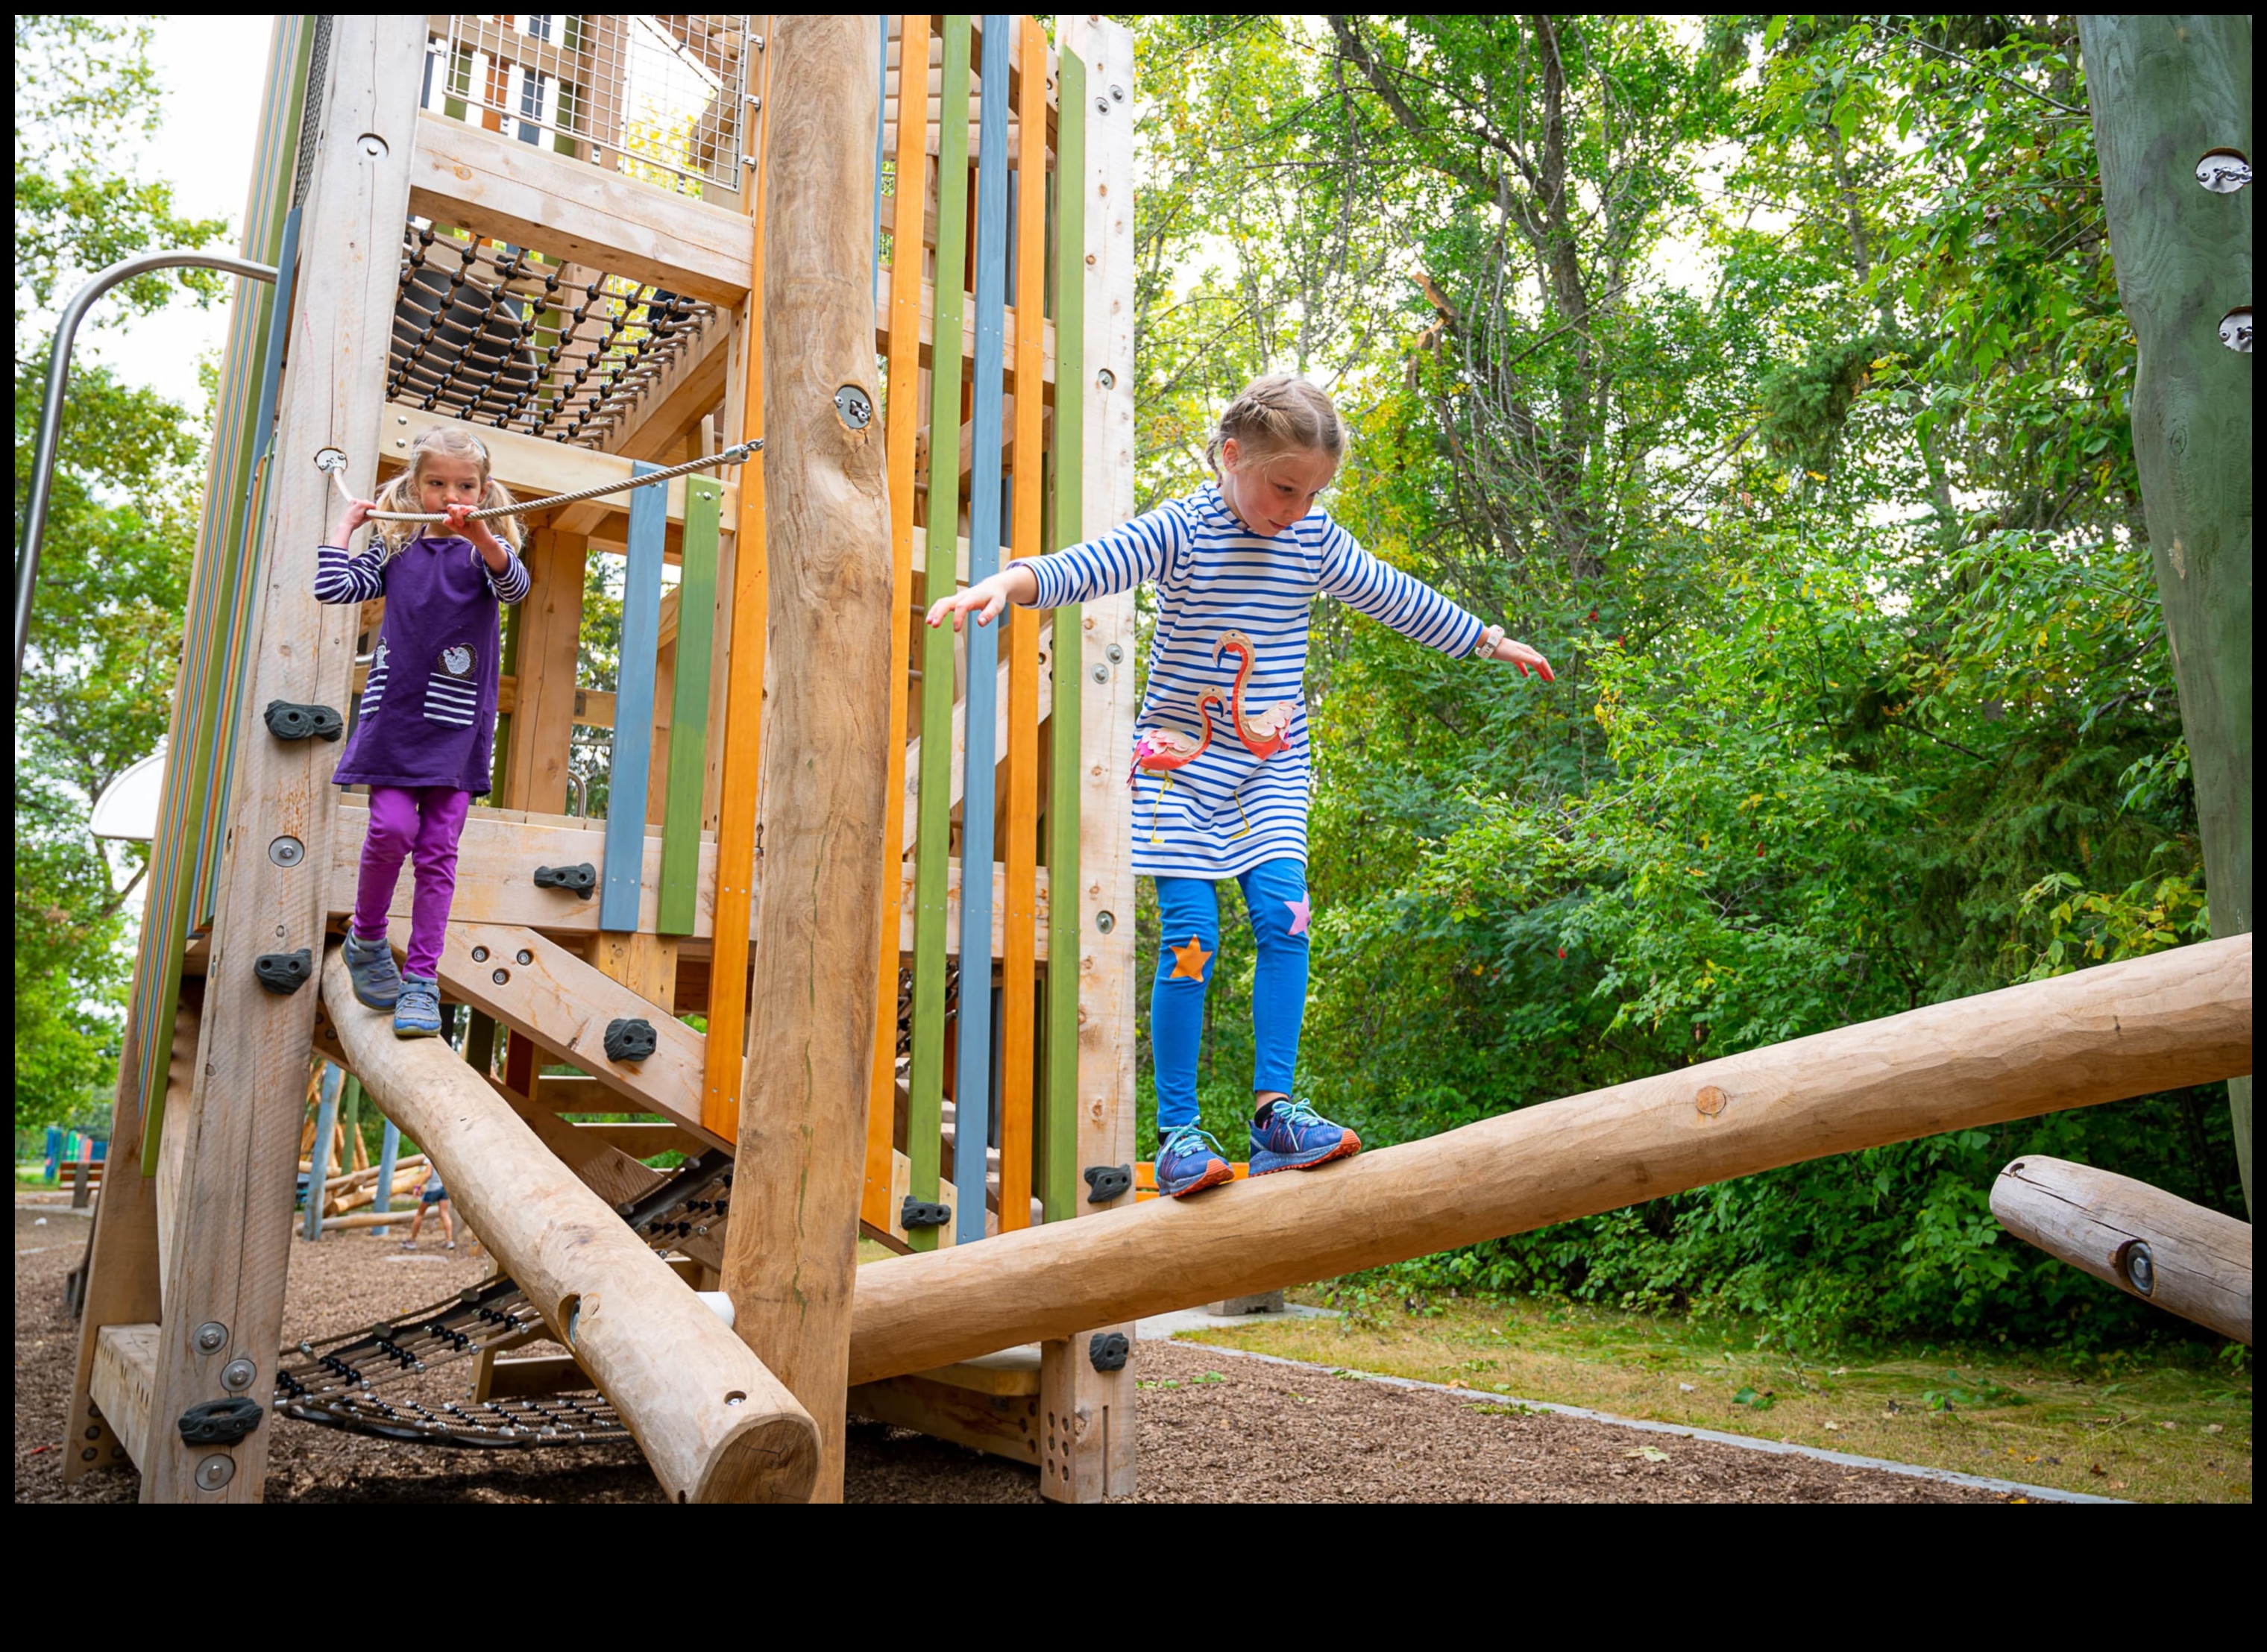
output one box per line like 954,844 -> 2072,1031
316,533 -> 530,793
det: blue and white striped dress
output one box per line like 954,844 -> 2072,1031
1019,482 -> 1488,879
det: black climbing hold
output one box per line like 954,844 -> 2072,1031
1088,1332 -> 1130,1373
901,1198 -> 950,1229
1084,1163 -> 1133,1204
533,862 -> 597,898
254,949 -> 314,995
177,1396 -> 264,1448
604,1017 -> 657,1063
263,700 -> 344,742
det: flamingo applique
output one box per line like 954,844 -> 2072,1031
1213,630 -> 1297,759
1129,686 -> 1228,787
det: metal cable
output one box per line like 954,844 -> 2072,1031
321,436 -> 758,523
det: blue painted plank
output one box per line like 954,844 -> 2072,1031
872,14 -> 888,285
600,459 -> 666,930
953,13 -> 1013,1245
303,1061 -> 342,1243
372,1117 -> 401,1235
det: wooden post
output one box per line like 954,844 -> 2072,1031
846,937 -> 2254,1382
2078,15 -> 2254,1210
371,1117 -> 401,1237
320,951 -> 818,1500
716,12 -> 893,1505
500,527 -> 588,811
1037,12 -> 1139,1504
140,16 -> 426,1504
1991,1155 -> 2251,1343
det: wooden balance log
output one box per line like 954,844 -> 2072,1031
318,946 -> 818,1501
845,936 -> 2254,1384
1993,1155 -> 2251,1344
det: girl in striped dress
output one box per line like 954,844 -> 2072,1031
317,427 -> 529,1039
928,375 -> 1553,1196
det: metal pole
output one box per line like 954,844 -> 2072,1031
15,251 -> 277,690
371,1116 -> 401,1237
301,1061 -> 342,1243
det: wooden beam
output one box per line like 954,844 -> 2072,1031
319,946 -> 817,1501
497,527 -> 586,811
719,13 -> 893,1507
141,16 -> 425,1504
846,936 -> 2255,1386
1991,1155 -> 2251,1343
89,1324 -> 159,1474
867,268 -> 1056,392
2078,16 -> 2254,1209
1040,14 -> 1140,1505
380,404 -> 735,528
407,113 -> 754,304
400,917 -> 726,1150
845,1372 -> 1040,1466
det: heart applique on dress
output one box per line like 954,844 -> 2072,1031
439,644 -> 474,677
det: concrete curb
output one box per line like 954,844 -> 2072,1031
1145,1331 -> 2123,1505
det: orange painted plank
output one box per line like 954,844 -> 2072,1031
863,11 -> 935,1231
702,33 -> 776,1140
997,13 -> 1048,1234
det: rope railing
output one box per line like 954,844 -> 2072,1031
314,436 -> 759,524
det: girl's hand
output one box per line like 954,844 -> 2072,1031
444,502 -> 509,567
1477,625 -> 1556,682
331,498 -> 375,542
925,565 -> 1036,632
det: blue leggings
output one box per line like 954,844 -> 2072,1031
1151,857 -> 1309,1132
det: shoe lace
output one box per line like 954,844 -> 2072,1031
1274,1099 -> 1326,1129
1160,1124 -> 1222,1161
399,982 -> 438,1013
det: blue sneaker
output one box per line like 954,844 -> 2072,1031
1155,1125 -> 1236,1198
1249,1098 -> 1360,1175
393,975 -> 443,1040
342,930 -> 403,1010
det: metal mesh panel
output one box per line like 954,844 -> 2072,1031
290,14 -> 334,210
424,14 -> 751,198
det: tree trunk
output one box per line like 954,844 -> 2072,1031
2079,14 -> 2254,1209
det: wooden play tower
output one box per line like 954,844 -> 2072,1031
64,13 -> 1143,1503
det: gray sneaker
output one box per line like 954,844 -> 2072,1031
393,975 -> 444,1039
343,931 -> 403,1010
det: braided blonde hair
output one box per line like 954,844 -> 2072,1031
369,426 -> 522,559
1204,374 -> 1346,480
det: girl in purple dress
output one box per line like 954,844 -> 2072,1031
317,427 -> 529,1037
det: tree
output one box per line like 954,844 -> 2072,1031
13,15 -> 228,1128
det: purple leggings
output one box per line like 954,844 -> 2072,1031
351,785 -> 472,979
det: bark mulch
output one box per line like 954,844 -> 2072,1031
17,1207 -> 2019,1503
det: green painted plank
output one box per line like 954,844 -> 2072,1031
908,14 -> 975,1251
1042,46 -> 1086,1224
658,476 -> 723,933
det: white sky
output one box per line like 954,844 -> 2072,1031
70,15 -> 278,412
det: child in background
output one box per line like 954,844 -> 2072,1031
318,427 -> 529,1037
929,374 -> 1553,1196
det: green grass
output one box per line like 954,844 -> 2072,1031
1174,1293 -> 2252,1504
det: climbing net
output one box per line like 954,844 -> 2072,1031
389,221 -> 718,448
274,1152 -> 734,1451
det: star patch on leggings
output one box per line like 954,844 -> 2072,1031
1285,896 -> 1312,936
1168,935 -> 1213,980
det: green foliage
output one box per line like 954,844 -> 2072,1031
1129,16 -> 2236,1351
13,16 -> 230,1131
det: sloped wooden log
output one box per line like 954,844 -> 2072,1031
320,948 -> 817,1501
846,937 -> 2253,1384
1992,1155 -> 2251,1343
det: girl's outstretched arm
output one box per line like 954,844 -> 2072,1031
926,503 -> 1186,631
314,500 -> 387,604
1317,521 -> 1553,679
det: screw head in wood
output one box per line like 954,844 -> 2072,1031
1095,910 -> 1116,933
1097,368 -> 1116,390
2120,1240 -> 2155,1297
195,1321 -> 229,1354
221,1358 -> 257,1392
81,1447 -> 97,1463
517,949 -> 533,965
492,968 -> 509,985
195,1454 -> 235,1492
1695,1085 -> 1728,1117
1091,664 -> 1109,682
471,945 -> 489,962
268,836 -> 304,867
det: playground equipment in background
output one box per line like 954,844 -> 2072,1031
43,13 -> 2251,1507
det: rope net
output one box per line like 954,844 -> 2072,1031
390,222 -> 719,449
275,1152 -> 732,1451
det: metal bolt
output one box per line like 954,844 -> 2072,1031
471,945 -> 489,963
726,1392 -> 746,1407
1095,910 -> 1116,934
195,1322 -> 229,1354
84,1425 -> 101,1441
2195,148 -> 2251,193
1091,665 -> 1109,683
268,836 -> 304,867
1094,95 -> 1109,113
492,968 -> 509,985
81,1447 -> 98,1463
2122,1240 -> 2156,1297
221,1357 -> 257,1392
195,1454 -> 236,1492
2220,307 -> 2253,353
1110,84 -> 1125,101
397,413 -> 408,425
834,385 -> 873,429
516,949 -> 533,966
1105,643 -> 1124,664
356,133 -> 389,159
